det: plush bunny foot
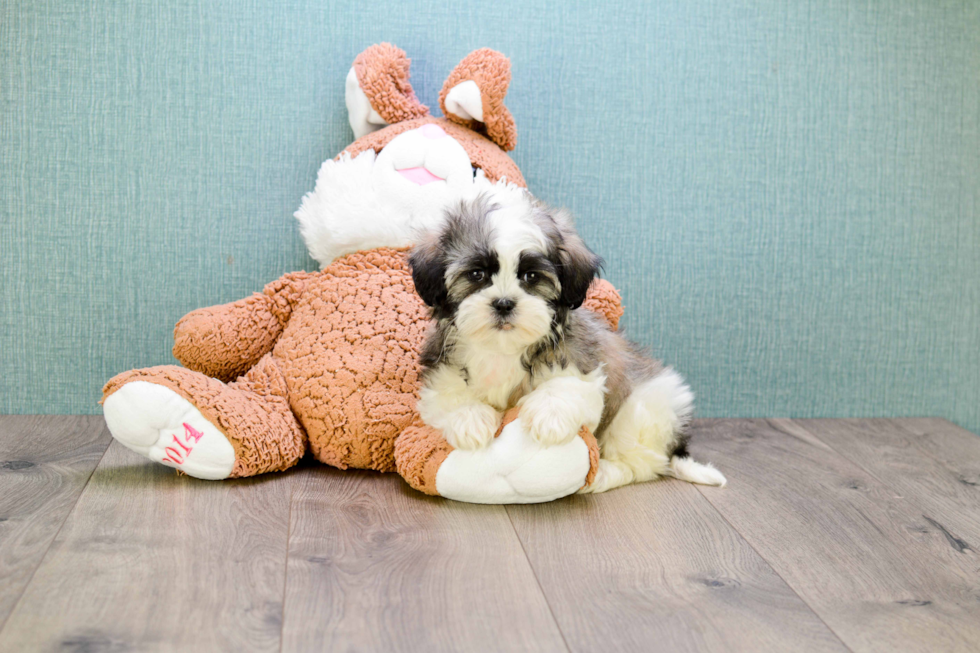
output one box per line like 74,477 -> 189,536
103,361 -> 307,479
395,408 -> 600,504
103,381 -> 236,480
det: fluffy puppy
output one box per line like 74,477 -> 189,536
408,187 -> 725,493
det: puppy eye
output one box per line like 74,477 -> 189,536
521,271 -> 539,283
468,270 -> 486,283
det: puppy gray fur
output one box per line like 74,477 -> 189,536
409,185 -> 725,492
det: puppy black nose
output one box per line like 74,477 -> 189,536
492,298 -> 516,315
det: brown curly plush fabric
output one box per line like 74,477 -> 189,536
394,407 -> 602,496
439,48 -> 517,152
171,273 -> 304,382
582,279 -> 624,331
276,248 -> 427,471
343,116 -> 526,188
353,43 -> 429,125
392,421 -> 453,496
580,427 -> 600,488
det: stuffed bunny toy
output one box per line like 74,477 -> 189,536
102,44 -> 623,503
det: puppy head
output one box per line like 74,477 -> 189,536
409,187 -> 602,352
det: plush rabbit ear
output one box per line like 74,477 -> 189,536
439,49 -> 517,151
346,43 -> 429,139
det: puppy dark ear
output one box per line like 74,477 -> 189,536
408,234 -> 448,309
553,209 -> 603,310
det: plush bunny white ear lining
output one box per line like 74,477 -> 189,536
345,67 -> 388,138
444,80 -> 484,122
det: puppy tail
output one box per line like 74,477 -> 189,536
666,455 -> 727,487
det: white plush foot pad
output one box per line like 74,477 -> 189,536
435,416 -> 591,504
103,381 -> 235,480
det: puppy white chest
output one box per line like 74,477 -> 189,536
461,349 -> 527,410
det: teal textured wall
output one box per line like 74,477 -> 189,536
2,1 -> 978,433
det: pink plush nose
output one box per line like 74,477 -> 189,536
421,124 -> 447,139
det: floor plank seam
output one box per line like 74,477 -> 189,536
692,480 -> 857,653
0,426 -> 112,638
279,483 -> 295,653
779,419 -> 897,491
891,419 -> 980,480
504,507 -> 573,653
788,419 -> 980,553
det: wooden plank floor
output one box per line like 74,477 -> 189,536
0,417 -> 978,652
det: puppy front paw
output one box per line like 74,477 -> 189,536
442,404 -> 500,450
520,392 -> 583,447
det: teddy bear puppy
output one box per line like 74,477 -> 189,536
409,188 -> 726,493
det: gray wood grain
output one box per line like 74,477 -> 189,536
0,415 -> 110,630
893,418 -> 980,493
281,466 -> 568,653
507,478 -> 849,653
0,440 -> 294,653
5,417 -> 979,652
790,418 -> 980,546
693,418 -> 980,653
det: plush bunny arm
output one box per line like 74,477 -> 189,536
173,272 -> 310,382
584,279 -> 624,331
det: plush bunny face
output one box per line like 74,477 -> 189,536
379,123 -> 474,187
295,45 -> 526,269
